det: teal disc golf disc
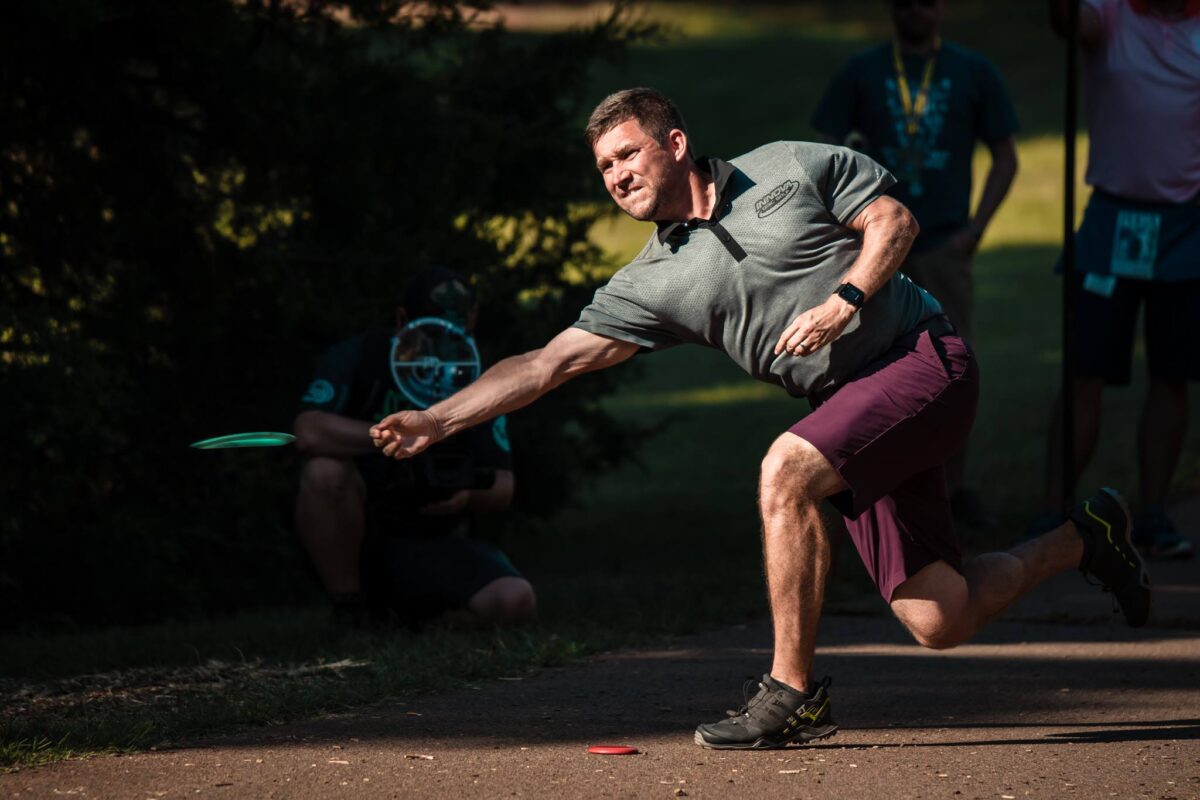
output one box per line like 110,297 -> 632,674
190,432 -> 296,449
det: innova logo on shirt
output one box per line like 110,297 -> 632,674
755,180 -> 799,218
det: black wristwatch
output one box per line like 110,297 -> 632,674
834,282 -> 866,310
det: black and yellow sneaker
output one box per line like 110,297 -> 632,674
1071,488 -> 1151,628
694,675 -> 837,750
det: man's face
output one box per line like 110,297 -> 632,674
890,0 -> 943,42
592,119 -> 686,222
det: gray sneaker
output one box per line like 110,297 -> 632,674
694,675 -> 837,750
1071,488 -> 1151,627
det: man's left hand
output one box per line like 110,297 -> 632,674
775,295 -> 857,358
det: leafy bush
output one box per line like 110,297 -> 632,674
0,0 -> 650,628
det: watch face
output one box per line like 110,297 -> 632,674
838,283 -> 865,307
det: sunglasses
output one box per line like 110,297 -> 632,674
892,0 -> 937,9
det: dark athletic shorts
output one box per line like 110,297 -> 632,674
360,528 -> 523,625
1067,189 -> 1200,384
790,318 -> 979,602
1070,272 -> 1200,385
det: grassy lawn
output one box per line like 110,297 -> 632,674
6,0 -> 1200,771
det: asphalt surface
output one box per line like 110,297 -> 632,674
4,546 -> 1198,798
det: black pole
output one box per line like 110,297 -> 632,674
1062,0 -> 1079,510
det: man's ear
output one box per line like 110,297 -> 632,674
667,128 -> 690,162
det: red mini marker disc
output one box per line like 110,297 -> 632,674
587,745 -> 639,755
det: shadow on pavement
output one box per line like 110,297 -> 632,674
832,718 -> 1200,748
192,617 -> 1200,753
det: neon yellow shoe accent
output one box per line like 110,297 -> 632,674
798,698 -> 830,724
1084,498 -> 1136,569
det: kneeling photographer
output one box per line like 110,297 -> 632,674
293,266 -> 536,628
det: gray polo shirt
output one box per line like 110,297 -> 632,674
574,141 -> 942,398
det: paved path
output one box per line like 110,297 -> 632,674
4,542 -> 1198,798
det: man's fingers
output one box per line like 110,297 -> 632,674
774,328 -> 794,355
785,326 -> 817,355
775,319 -> 806,354
776,318 -> 813,354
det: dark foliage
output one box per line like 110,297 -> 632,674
0,0 -> 651,629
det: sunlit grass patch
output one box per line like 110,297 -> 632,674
974,135 -> 1090,249
492,2 -> 878,41
612,380 -> 786,409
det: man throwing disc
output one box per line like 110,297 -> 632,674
371,88 -> 1150,749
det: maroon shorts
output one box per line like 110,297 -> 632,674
789,319 -> 979,602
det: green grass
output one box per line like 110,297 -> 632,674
7,0 -> 1200,772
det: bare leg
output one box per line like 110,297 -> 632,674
760,434 -> 848,692
1044,378 -> 1105,511
467,577 -> 538,626
295,456 -> 366,595
891,523 -> 1084,648
1139,379 -> 1187,508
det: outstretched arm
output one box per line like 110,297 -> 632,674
370,327 -> 639,459
774,194 -> 919,357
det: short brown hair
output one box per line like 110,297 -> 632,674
584,88 -> 691,152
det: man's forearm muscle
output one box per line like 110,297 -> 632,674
371,328 -> 639,458
431,329 -> 636,440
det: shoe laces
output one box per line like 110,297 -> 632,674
724,675 -> 832,718
1082,576 -> 1127,618
725,677 -> 769,718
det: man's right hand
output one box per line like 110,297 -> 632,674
370,410 -> 442,460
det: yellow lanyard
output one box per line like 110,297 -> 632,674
892,37 -> 940,137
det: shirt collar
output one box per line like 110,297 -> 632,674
655,156 -> 736,244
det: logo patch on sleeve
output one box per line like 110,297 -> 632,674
302,379 -> 336,406
755,180 -> 800,218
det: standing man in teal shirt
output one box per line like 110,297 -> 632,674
812,0 -> 1019,529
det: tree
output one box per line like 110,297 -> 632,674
0,0 -> 652,627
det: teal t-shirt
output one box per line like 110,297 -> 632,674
811,41 -> 1018,253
